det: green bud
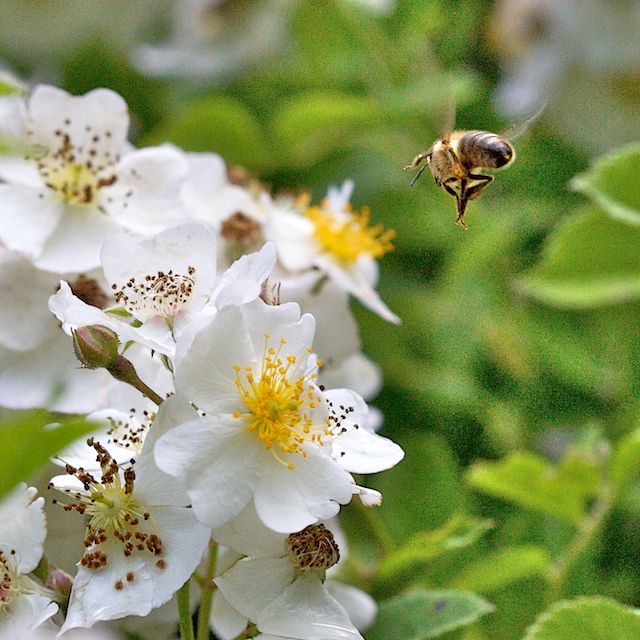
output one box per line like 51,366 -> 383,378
72,325 -> 120,369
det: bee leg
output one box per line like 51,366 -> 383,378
466,173 -> 493,201
454,179 -> 470,229
404,151 -> 431,171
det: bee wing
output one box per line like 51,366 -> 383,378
500,101 -> 547,141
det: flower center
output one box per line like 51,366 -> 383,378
112,267 -> 197,320
51,441 -> 165,588
34,126 -> 117,206
305,203 -> 395,263
286,524 -> 340,573
233,335 -> 327,469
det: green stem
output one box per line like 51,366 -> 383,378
107,355 -> 165,406
196,540 -> 218,640
546,482 -> 612,599
177,579 -> 195,640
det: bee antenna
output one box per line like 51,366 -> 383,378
409,162 -> 429,187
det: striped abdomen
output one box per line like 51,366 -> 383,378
456,131 -> 514,170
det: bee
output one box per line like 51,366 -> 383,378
404,129 -> 515,229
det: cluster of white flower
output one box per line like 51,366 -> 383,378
0,84 -> 403,639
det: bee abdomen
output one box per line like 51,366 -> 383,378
457,131 -> 514,169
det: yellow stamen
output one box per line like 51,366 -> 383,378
234,336 -> 328,468
306,203 -> 395,263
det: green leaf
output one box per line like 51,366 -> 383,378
517,207 -> 640,307
144,95 -> 274,172
466,451 -> 600,524
609,427 -> 640,492
524,597 -> 640,640
271,91 -> 380,167
376,514 -> 493,583
0,411 -> 96,499
367,589 -> 494,640
571,144 -> 640,225
448,545 -> 550,593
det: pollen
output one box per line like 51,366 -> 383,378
305,203 -> 395,263
33,125 -> 118,207
52,441 -> 165,586
233,336 -> 329,468
112,267 -> 197,320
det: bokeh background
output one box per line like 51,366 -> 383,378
2,1 -> 640,639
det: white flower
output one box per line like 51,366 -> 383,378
49,223 -> 276,360
101,221 -> 219,353
154,299 -> 356,533
51,430 -> 211,634
0,484 -> 58,639
210,503 -> 363,640
265,180 -> 400,324
0,85 -> 188,272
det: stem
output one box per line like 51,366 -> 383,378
107,355 -> 165,406
546,482 -> 612,598
177,579 -> 195,640
196,540 -> 218,640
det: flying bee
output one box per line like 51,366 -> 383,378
404,129 -> 515,229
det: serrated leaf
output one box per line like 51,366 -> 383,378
571,144 -> 640,225
376,514 -> 492,583
524,597 -> 640,640
466,451 -> 599,524
144,95 -> 274,172
271,91 -> 379,166
1,411 -> 96,499
367,589 -> 494,640
448,545 -> 550,593
517,207 -> 640,307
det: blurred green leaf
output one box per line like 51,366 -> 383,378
466,451 -> 600,524
367,589 -> 494,640
571,144 -> 640,225
271,91 -> 379,167
1,411 -> 95,499
609,426 -> 640,493
144,94 -> 274,172
517,207 -> 640,307
367,433 -> 469,544
449,545 -> 550,593
376,514 -> 493,584
523,597 -> 640,640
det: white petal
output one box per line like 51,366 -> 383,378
253,447 -> 353,534
211,502 -> 286,558
316,256 -> 400,325
215,556 -> 293,622
101,221 -> 218,318
0,484 -> 46,574
34,206 -> 122,273
28,85 -> 129,158
212,241 -> 277,309
154,415 -> 262,528
0,251 -> 61,351
60,504 -> 209,633
319,353 -> 382,400
0,185 -> 62,260
0,593 -> 58,638
211,588 -> 249,640
326,582 -> 377,632
175,304 -> 256,414
104,145 -> 188,233
258,573 -> 363,640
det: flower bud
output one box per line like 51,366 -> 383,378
72,325 -> 120,369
